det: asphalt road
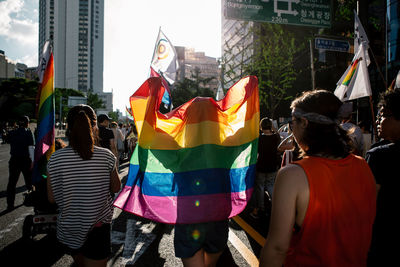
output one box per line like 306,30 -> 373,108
0,142 -> 267,266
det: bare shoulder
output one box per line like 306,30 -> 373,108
277,163 -> 307,180
275,163 -> 308,190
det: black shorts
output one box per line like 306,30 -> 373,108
174,220 -> 229,258
61,223 -> 111,260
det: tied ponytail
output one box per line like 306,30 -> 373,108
69,110 -> 94,160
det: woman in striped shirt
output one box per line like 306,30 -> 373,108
47,105 -> 121,267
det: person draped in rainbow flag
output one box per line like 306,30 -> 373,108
114,75 -> 259,265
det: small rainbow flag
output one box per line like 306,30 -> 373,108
33,41 -> 55,184
334,43 -> 371,101
341,58 -> 360,86
114,76 -> 259,224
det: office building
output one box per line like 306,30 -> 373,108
0,50 -> 16,79
221,0 -> 254,89
175,46 -> 220,93
39,0 -> 104,93
0,50 -> 28,80
25,67 -> 39,81
97,91 -> 113,112
387,0 -> 400,81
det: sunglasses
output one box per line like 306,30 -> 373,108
288,119 -> 294,131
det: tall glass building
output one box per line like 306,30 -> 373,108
387,0 -> 400,80
221,0 -> 255,89
39,0 -> 104,93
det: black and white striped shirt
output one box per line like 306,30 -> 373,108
48,146 -> 116,249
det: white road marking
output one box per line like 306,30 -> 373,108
228,229 -> 259,267
0,212 -> 32,239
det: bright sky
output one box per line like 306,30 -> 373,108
0,0 -> 222,113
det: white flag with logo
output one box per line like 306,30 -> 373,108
150,29 -> 179,85
37,40 -> 52,83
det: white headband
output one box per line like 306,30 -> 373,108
292,108 -> 339,125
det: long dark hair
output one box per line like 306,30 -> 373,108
291,90 -> 352,158
66,105 -> 97,160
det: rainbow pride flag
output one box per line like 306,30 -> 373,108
341,58 -> 360,86
114,76 -> 259,224
32,41 -> 55,184
334,42 -> 371,101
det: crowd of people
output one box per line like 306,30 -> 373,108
2,87 -> 399,267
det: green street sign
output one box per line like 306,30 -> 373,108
225,0 -> 331,28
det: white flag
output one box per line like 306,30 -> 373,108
354,10 -> 370,66
37,40 -> 52,83
395,70 -> 400,89
334,43 -> 372,101
150,29 -> 179,85
215,83 -> 224,101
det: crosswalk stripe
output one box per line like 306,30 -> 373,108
228,229 -> 259,267
232,215 -> 266,247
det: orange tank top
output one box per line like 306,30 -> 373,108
284,154 -> 376,267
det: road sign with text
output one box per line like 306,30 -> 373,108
315,38 -> 350,52
225,0 -> 331,28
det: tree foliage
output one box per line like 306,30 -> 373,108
172,68 -> 216,108
54,87 -> 85,122
330,0 -> 383,37
108,111 -> 119,122
87,90 -> 105,110
0,78 -> 39,122
334,0 -> 358,22
250,23 -> 304,118
0,78 -> 108,125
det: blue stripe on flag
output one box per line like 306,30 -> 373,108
125,164 -> 256,196
161,89 -> 171,106
37,111 -> 55,142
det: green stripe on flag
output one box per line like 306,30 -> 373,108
131,139 -> 259,173
38,94 -> 54,122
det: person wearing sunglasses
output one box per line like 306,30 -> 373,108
365,88 -> 400,267
259,90 -> 376,267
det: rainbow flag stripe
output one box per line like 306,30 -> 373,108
114,76 -> 259,224
33,52 -> 55,184
342,58 -> 360,86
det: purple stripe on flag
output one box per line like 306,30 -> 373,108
113,185 -> 253,224
34,129 -> 54,163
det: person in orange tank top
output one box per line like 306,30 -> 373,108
259,90 -> 376,267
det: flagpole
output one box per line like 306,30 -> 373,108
356,1 -> 359,124
309,40 -> 316,90
369,96 -> 378,141
355,4 -> 381,142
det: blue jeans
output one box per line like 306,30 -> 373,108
252,171 -> 277,209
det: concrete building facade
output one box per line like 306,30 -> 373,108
0,51 -> 28,80
39,0 -> 104,93
97,91 -> 113,112
0,51 -> 16,79
175,46 -> 220,93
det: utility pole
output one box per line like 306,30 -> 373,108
59,96 -> 62,130
309,39 -> 316,90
